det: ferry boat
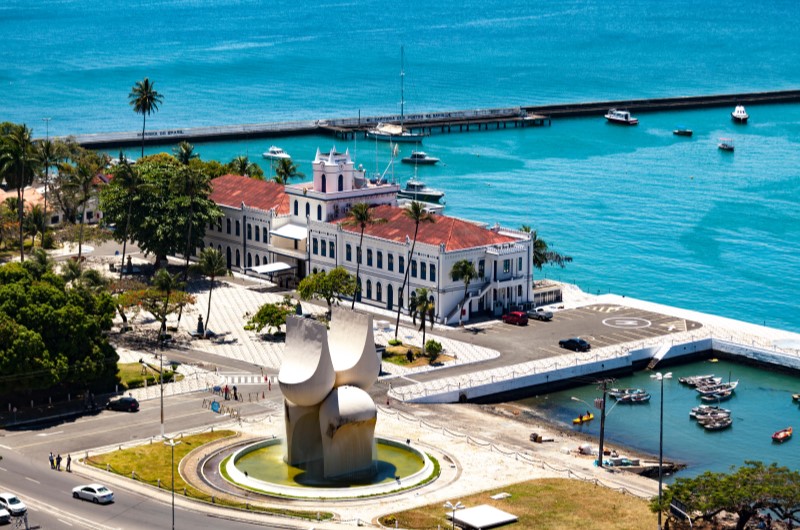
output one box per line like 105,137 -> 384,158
604,108 -> 639,125
401,151 -> 440,165
262,146 -> 292,160
397,179 -> 445,204
731,105 -> 749,124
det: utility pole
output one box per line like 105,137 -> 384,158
598,379 -> 609,468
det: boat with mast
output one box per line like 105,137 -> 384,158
367,46 -> 428,143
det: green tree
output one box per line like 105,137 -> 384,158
191,248 -> 230,338
0,123 -> 38,261
520,225 -> 573,270
100,157 -> 221,264
60,150 -> 107,264
343,203 -> 386,309
22,248 -> 55,280
297,267 -> 357,315
172,141 -> 198,165
410,287 -> 435,352
272,157 -> 305,185
152,269 -> 184,345
450,259 -> 477,326
23,204 -> 46,245
393,201 -> 435,339
34,138 -> 65,247
244,298 -> 295,337
129,77 -> 163,159
227,155 -> 264,179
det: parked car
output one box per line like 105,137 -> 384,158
72,484 -> 114,504
527,308 -> 553,321
502,311 -> 529,326
0,507 -> 9,524
106,396 -> 139,412
0,492 -> 26,516
558,337 -> 591,352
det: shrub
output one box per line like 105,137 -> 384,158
425,340 -> 442,363
388,338 -> 402,346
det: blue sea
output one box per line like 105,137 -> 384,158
4,0 -> 800,476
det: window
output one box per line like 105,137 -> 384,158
503,259 -> 510,273
329,241 -> 334,259
305,203 -> 310,218
321,239 -> 327,257
399,256 -> 405,274
317,204 -> 322,221
294,200 -> 299,216
517,285 -> 523,296
255,255 -> 260,266
377,251 -> 383,269
420,262 -> 427,280
518,257 -> 523,271
367,249 -> 373,267
366,280 -> 372,299
226,219 -> 231,234
479,260 -> 485,278
217,220 -> 222,232
235,249 -> 240,268
86,211 -> 94,220
247,223 -> 252,240
338,174 -> 344,191
376,282 -> 382,302
247,253 -> 252,267
51,215 -> 60,225
235,220 -> 240,237
430,264 -> 436,282
411,260 -> 417,278
255,225 -> 260,242
346,244 -> 352,261
321,174 -> 327,193
388,254 -> 394,271
313,238 -> 318,255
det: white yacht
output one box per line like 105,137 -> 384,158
262,146 -> 292,160
731,105 -> 749,123
604,108 -> 639,125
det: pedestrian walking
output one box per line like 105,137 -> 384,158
56,453 -> 62,471
223,384 -> 229,400
49,452 -> 54,469
233,385 -> 238,401
66,454 -> 71,472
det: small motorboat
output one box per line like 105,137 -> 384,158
619,392 -> 651,404
792,393 -> 800,401
573,413 -> 595,424
690,405 -> 730,418
696,380 -> 738,396
718,138 -> 735,152
604,108 -> 639,125
401,151 -> 440,165
694,410 -> 732,423
772,427 -> 793,443
262,146 -> 292,160
731,105 -> 749,123
607,387 -> 646,399
673,127 -> 693,137
680,375 -> 721,387
700,389 -> 734,403
702,417 -> 733,430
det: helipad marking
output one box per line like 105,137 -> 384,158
602,317 -> 652,329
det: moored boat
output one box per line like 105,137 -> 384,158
397,179 -> 445,203
604,108 -> 639,125
700,389 -> 734,403
772,427 -> 792,443
702,416 -> 733,430
367,123 -> 428,143
680,375 -> 721,387
731,105 -> 749,123
673,127 -> 693,137
718,138 -> 735,151
690,405 -> 730,418
262,146 -> 292,160
401,151 -> 440,165
792,393 -> 799,401
696,380 -> 738,396
607,387 -> 646,399
619,392 -> 651,404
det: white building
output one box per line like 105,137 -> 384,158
204,147 -> 534,323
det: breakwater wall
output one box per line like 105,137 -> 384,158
64,89 -> 800,150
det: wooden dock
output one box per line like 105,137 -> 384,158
65,89 -> 800,149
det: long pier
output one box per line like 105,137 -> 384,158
67,89 -> 800,149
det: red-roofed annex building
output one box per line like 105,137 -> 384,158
203,147 -> 534,324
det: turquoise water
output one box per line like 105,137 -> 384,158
521,358 -> 800,479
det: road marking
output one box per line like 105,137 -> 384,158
35,430 -> 63,437
0,444 -> 10,450
58,520 -> 74,527
25,477 -> 40,484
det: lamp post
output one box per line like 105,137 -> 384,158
164,437 -> 181,530
650,371 -> 672,530
571,380 -> 616,468
443,500 -> 464,530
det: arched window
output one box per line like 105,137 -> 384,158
376,282 -> 382,302
294,200 -> 299,216
247,223 -> 252,240
235,220 -> 240,236
247,252 -> 252,267
317,204 -> 322,220
387,284 -> 393,310
420,262 -> 426,280
321,239 -> 327,257
366,280 -> 372,299
478,259 -> 485,278
346,244 -> 352,261
313,238 -> 318,254
388,254 -> 394,271
305,203 -> 310,218
321,174 -> 327,193
411,260 -> 417,278
329,241 -> 335,259
338,174 -> 344,191
367,249 -> 373,267
399,256 -> 405,274
226,219 -> 231,234
430,264 -> 436,282
235,249 -> 240,268
377,251 -> 383,269
255,254 -> 260,266
255,225 -> 260,242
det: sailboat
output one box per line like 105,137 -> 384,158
367,46 -> 428,143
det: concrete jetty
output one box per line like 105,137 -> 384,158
64,89 -> 800,150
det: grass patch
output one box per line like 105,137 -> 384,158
116,362 -> 182,390
86,430 -> 331,520
378,478 -> 656,530
382,344 -> 454,368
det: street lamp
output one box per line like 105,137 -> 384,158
163,437 -> 182,530
443,501 -> 464,530
650,371 -> 672,530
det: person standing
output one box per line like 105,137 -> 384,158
233,385 -> 238,401
56,453 -> 62,471
49,452 -> 54,469
66,454 -> 71,472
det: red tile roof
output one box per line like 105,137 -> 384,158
210,174 -> 289,214
335,205 -> 519,251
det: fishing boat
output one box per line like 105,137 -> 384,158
696,380 -> 738,396
573,412 -> 595,424
702,417 -> 733,431
718,138 -> 735,152
619,392 -> 651,404
731,105 -> 749,123
700,389 -> 734,403
673,127 -> 693,137
397,179 -> 445,204
604,108 -> 639,125
607,388 -> 646,399
262,145 -> 292,160
680,375 -> 721,387
401,151 -> 440,165
694,410 -> 732,422
772,427 -> 792,443
689,405 -> 730,419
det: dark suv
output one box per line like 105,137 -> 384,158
106,396 -> 140,412
558,337 -> 591,352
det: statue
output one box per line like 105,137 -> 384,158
197,315 -> 205,335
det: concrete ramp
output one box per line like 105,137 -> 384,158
647,343 -> 672,370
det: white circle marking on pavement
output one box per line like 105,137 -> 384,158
602,317 -> 652,329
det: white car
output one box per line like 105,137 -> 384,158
72,484 -> 114,504
0,507 -> 9,524
0,492 -> 26,516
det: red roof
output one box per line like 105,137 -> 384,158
210,174 -> 289,214
335,205 -> 519,251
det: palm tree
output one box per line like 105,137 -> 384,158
520,225 -> 573,271
229,155 -> 262,179
450,259 -> 478,326
173,141 -> 198,165
153,268 -> 183,345
393,201 -> 435,339
410,287 -> 435,352
24,247 -> 54,280
35,138 -> 63,247
129,77 -> 163,159
343,203 -> 386,309
114,158 -> 139,279
0,123 -> 37,261
23,204 -> 45,245
273,157 -> 305,185
62,152 -> 104,265
191,248 -> 229,338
